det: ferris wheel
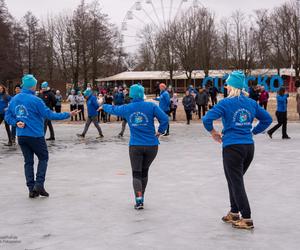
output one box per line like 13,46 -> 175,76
120,0 -> 203,53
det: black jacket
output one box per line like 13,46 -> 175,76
182,95 -> 195,111
41,90 -> 56,110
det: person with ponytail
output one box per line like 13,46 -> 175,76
102,84 -> 169,210
202,71 -> 272,230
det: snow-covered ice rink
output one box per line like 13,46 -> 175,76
0,122 -> 300,250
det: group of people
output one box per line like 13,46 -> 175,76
2,71 -> 300,231
249,85 -> 270,110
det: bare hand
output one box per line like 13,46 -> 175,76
156,132 -> 162,138
97,107 -> 103,112
17,121 -> 25,128
211,129 -> 222,143
70,109 -> 81,117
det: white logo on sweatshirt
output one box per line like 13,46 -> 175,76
15,105 -> 29,118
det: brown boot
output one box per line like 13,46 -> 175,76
222,212 -> 240,224
232,218 -> 254,230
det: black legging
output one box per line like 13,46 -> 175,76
0,114 -> 12,143
223,144 -> 254,219
129,146 -> 158,198
70,105 -> 78,121
268,111 -> 288,138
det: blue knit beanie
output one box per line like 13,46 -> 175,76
129,84 -> 144,99
21,75 -> 37,89
226,71 -> 246,89
41,82 -> 49,89
83,89 -> 92,97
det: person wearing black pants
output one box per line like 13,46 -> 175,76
0,84 -> 12,146
129,146 -> 158,198
182,90 -> 195,125
77,92 -> 86,121
103,84 -> 169,210
202,71 -> 272,230
195,88 -> 208,119
223,144 -> 254,220
40,82 -> 57,141
268,87 -> 290,139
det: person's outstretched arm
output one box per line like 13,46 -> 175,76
252,104 -> 273,135
37,99 -> 71,120
154,105 -> 169,135
202,103 -> 224,132
102,104 -> 127,118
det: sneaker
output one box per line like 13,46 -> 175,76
29,190 -> 39,199
33,186 -> 49,197
77,134 -> 85,138
96,134 -> 104,139
134,196 -> 144,210
282,136 -> 291,139
267,131 -> 272,139
134,203 -> 144,210
46,138 -> 55,141
232,219 -> 254,230
118,133 -> 124,138
163,133 -> 170,137
222,212 -> 240,224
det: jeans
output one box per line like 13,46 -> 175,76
223,144 -> 254,219
0,114 -> 12,143
268,111 -> 288,138
44,119 -> 55,139
82,116 -> 103,136
129,146 -> 158,197
18,137 -> 49,191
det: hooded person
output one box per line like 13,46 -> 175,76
77,89 -> 104,139
102,84 -> 169,210
5,74 -> 79,198
40,82 -> 57,140
154,83 -> 171,136
202,70 -> 272,230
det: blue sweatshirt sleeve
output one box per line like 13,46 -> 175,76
4,104 -> 17,126
154,105 -> 169,134
252,104 -> 273,135
37,99 -> 70,120
103,104 -> 127,118
93,96 -> 100,110
202,102 -> 225,132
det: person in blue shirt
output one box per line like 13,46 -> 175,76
267,87 -> 290,139
0,84 -> 12,146
102,84 -> 169,210
5,75 -> 79,198
113,87 -> 125,121
154,83 -> 171,136
77,89 -> 104,139
202,71 -> 272,230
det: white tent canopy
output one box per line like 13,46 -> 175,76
96,68 -> 294,82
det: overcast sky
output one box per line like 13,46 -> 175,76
6,0 -> 288,27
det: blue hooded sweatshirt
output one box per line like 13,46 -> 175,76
103,99 -> 169,146
0,93 -> 11,115
5,89 -> 70,137
86,95 -> 99,117
202,94 -> 272,148
276,94 -> 289,112
154,90 -> 170,112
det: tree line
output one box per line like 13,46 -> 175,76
136,1 -> 300,86
0,0 -> 125,91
